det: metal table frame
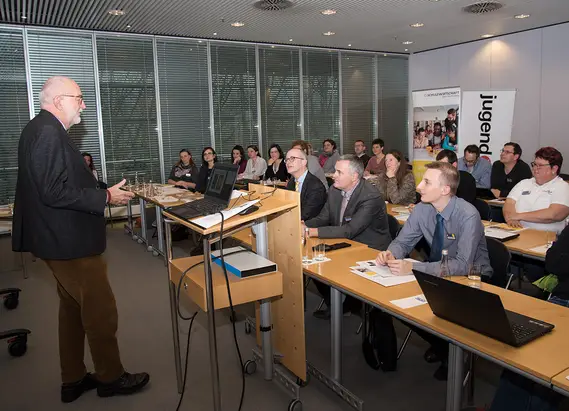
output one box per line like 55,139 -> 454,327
124,198 -> 166,262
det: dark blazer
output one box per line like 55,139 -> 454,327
12,110 -> 107,260
286,171 -> 327,221
264,160 -> 289,182
305,180 -> 391,250
358,153 -> 371,168
457,170 -> 477,206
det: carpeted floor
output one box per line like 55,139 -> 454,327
0,225 -> 501,411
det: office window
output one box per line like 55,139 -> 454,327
341,53 -> 375,154
27,30 -> 101,176
96,36 -> 160,184
258,47 -> 300,155
302,50 -> 339,152
156,39 -> 210,175
0,29 -> 28,204
210,44 -> 258,161
378,56 -> 409,156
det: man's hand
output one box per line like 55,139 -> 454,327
408,203 -> 415,213
307,228 -> 318,238
376,250 -> 394,266
491,188 -> 501,199
505,212 -> 524,228
108,179 -> 134,206
386,259 -> 413,275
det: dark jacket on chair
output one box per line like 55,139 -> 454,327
305,180 -> 391,250
12,110 -> 108,260
286,171 -> 327,221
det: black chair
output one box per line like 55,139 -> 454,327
559,173 -> 569,181
474,198 -> 492,221
387,214 -> 401,240
485,237 -> 513,289
0,288 -> 30,357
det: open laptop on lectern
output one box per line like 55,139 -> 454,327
413,270 -> 554,347
167,163 -> 238,220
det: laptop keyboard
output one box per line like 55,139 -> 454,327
189,199 -> 224,216
511,322 -> 535,341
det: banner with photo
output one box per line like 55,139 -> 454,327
459,90 -> 516,163
411,87 -> 461,183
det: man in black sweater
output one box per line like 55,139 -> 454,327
490,142 -> 532,198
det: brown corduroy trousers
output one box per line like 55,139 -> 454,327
44,255 -> 124,384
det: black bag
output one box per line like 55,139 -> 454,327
362,307 -> 398,372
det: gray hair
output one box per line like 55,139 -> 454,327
338,154 -> 364,179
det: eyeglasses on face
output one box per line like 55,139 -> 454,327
500,149 -> 515,155
531,162 -> 552,169
284,156 -> 302,164
59,94 -> 84,103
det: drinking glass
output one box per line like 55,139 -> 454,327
301,228 -> 310,263
313,239 -> 326,262
468,264 -> 482,289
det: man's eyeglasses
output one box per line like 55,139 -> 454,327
531,162 -> 552,169
500,149 -> 515,155
59,94 -> 84,103
284,156 -> 302,164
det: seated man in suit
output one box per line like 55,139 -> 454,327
436,149 -> 476,206
376,161 -> 492,380
291,140 -> 328,190
304,154 -> 392,319
285,148 -> 327,221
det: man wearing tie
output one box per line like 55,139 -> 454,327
376,161 -> 492,380
285,148 -> 327,221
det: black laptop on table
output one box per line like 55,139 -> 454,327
413,270 -> 554,347
167,163 -> 238,221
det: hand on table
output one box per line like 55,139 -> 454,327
108,179 -> 135,205
505,213 -> 524,228
376,250 -> 394,266
386,259 -> 413,275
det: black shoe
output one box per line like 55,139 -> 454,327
313,307 -> 330,320
433,363 -> 448,381
97,372 -> 150,397
61,373 -> 99,403
423,347 -> 441,363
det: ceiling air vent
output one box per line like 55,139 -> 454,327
463,1 -> 503,14
253,0 -> 294,11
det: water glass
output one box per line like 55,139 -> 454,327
313,239 -> 326,262
467,264 -> 482,289
301,229 -> 310,263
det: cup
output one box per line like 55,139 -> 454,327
467,264 -> 482,289
301,228 -> 311,263
313,239 -> 326,262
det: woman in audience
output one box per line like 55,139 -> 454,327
232,145 -> 247,174
82,152 -> 98,181
240,145 -> 267,180
194,147 -> 218,193
167,149 -> 199,189
264,144 -> 289,182
364,138 -> 387,176
318,139 -> 340,174
376,149 -> 416,205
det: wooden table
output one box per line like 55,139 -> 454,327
552,368 -> 569,397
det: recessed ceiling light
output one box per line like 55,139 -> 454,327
231,22 -> 245,27
322,31 -> 335,36
514,14 -> 530,19
198,40 -> 203,43
348,43 -> 352,47
405,49 -> 409,52
21,15 -> 27,20
213,32 -> 218,36
271,45 -> 275,48
126,24 -> 131,28
289,38 -> 293,42
321,9 -> 337,15
481,34 -> 494,38
410,22 -> 424,28
108,9 -> 125,16
383,53 -> 387,57
429,0 -> 441,2
402,41 -> 413,45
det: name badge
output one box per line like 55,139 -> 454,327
185,173 -> 192,177
446,234 -> 456,240
521,190 -> 531,195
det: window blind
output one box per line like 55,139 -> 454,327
210,44 -> 258,161
156,39 -> 211,174
27,31 -> 102,177
0,29 -> 28,204
258,47 -> 300,155
302,50 -> 339,153
96,36 -> 160,185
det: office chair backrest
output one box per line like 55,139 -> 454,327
387,214 -> 401,240
474,198 -> 491,221
485,237 -> 511,288
559,173 -> 569,181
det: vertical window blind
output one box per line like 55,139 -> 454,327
156,39 -> 211,174
0,29 -> 28,204
302,50 -> 339,153
210,44 -> 258,161
258,47 -> 300,155
341,53 -> 375,153
27,30 -> 101,176
96,36 -> 160,185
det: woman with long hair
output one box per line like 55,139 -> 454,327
167,149 -> 199,189
232,145 -> 247,174
195,147 -> 218,193
240,145 -> 267,180
318,139 -> 340,174
82,152 -> 98,181
263,143 -> 289,182
376,149 -> 416,205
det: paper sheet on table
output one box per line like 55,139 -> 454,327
190,200 -> 260,228
302,257 -> 332,266
395,214 -> 410,222
390,294 -> 428,309
565,375 -> 569,381
231,190 -> 245,199
484,227 -> 522,240
529,244 -> 551,254
161,186 -> 189,196
487,199 -> 505,206
391,206 -> 410,214
353,259 -> 416,287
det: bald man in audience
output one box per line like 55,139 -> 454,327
291,140 -> 328,189
12,76 -> 149,403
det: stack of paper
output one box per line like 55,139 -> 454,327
350,260 -> 416,287
391,206 -> 410,214
529,244 -> 551,254
191,200 -> 260,228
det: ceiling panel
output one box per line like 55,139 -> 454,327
1,0 -> 568,52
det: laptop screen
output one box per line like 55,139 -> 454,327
205,164 -> 238,203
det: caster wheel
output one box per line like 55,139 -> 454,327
4,294 -> 19,310
152,251 -> 159,257
243,360 -> 257,375
244,322 -> 252,335
137,239 -> 143,244
8,339 -> 27,357
132,235 -> 138,241
288,399 -> 302,411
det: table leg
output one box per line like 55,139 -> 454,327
165,222 -> 183,393
203,237 -> 222,411
259,298 -> 274,381
330,287 -> 343,383
155,205 -> 165,262
139,198 -> 148,245
21,252 -> 28,279
126,199 -> 133,233
446,343 -> 464,411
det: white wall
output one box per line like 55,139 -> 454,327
409,23 -> 569,165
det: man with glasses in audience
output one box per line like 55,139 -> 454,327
291,140 -> 328,190
458,144 -> 492,189
285,148 -> 327,221
490,142 -> 532,199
